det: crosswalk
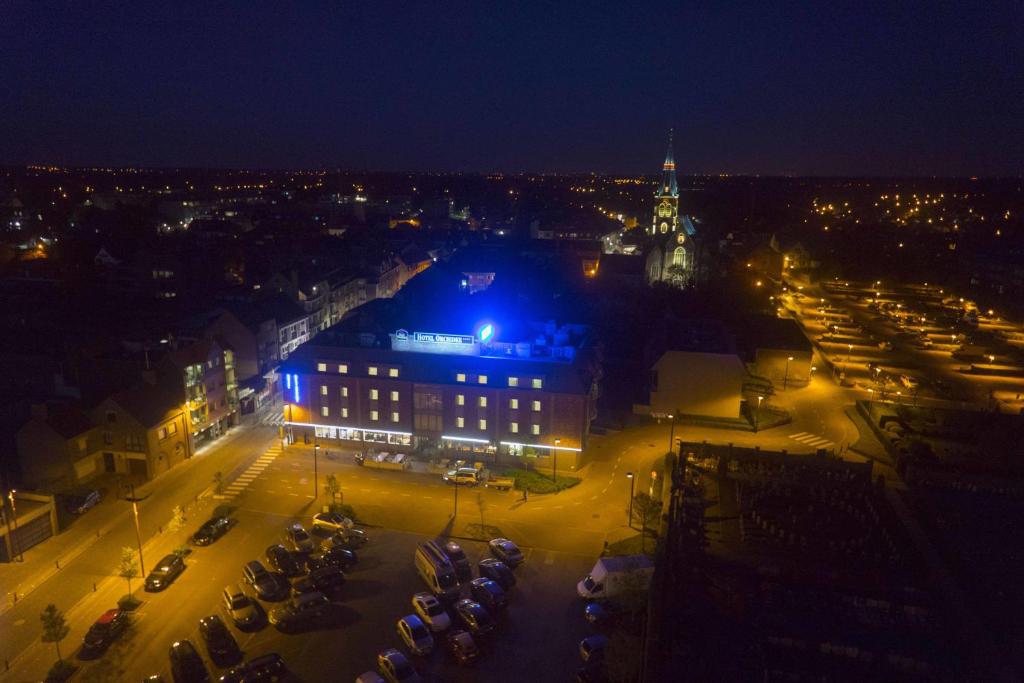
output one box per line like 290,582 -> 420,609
260,410 -> 285,427
213,445 -> 282,500
787,431 -> 836,451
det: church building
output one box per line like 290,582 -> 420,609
646,130 -> 699,287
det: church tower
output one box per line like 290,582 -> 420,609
651,129 -> 680,235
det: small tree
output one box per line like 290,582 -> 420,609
167,505 -> 189,555
41,604 -> 70,664
631,493 -> 663,553
323,473 -> 342,503
212,471 -> 224,495
118,547 -> 139,599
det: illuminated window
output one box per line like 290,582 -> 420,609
509,398 -> 519,409
338,364 -> 348,374
456,394 -> 465,406
341,386 -> 349,397
320,385 -> 328,396
390,390 -> 399,401
532,378 -> 543,389
388,368 -> 399,377
532,400 -> 541,412
478,375 -> 488,385
368,366 -> 378,376
370,410 -> 379,421
456,373 -> 466,383
508,377 -> 519,387
510,422 -> 519,433
370,389 -> 379,400
317,362 -> 327,372
321,406 -> 329,417
391,411 -> 400,423
478,396 -> 487,407
341,407 -> 349,418
479,418 -> 487,430
531,424 -> 540,435
456,416 -> 465,428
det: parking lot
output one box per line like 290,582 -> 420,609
69,508 -> 596,682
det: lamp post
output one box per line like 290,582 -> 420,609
867,388 -> 874,411
666,414 -> 676,452
552,439 -> 560,484
452,479 -> 459,519
125,482 -> 149,577
755,396 -> 764,433
783,356 -> 793,391
313,443 -> 320,501
847,344 -> 853,366
8,490 -> 22,562
626,472 -> 635,529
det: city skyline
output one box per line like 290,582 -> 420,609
2,2 -> 1022,176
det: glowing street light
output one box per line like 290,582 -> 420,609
7,490 -> 22,562
755,396 -> 764,433
783,356 -> 794,391
626,472 -> 635,529
313,443 -> 320,500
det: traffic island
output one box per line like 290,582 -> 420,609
503,469 -> 580,494
45,660 -> 76,682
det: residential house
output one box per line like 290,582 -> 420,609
15,402 -> 100,490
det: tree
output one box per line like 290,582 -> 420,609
631,493 -> 663,553
41,604 -> 70,664
118,547 -> 139,599
212,471 -> 224,495
323,474 -> 341,503
167,505 -> 189,556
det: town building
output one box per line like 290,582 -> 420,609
15,402 -> 100,490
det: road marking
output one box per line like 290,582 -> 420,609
591,495 -> 598,500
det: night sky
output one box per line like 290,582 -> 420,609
2,2 -> 1022,176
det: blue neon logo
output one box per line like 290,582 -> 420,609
478,323 -> 494,343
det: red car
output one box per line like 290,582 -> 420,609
446,629 -> 480,665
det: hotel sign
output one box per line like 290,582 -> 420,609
392,329 -> 478,356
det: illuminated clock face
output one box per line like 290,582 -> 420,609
660,222 -> 668,233
658,202 -> 672,218
677,233 -> 686,244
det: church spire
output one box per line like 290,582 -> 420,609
660,128 -> 678,198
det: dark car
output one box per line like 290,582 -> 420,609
265,544 -> 304,577
307,546 -> 356,571
145,554 -> 186,592
243,560 -> 290,601
66,489 -> 101,515
478,558 -> 516,590
191,517 -> 231,546
453,599 -> 495,637
218,653 -> 286,683
292,565 -> 345,596
446,629 -> 480,665
169,640 -> 209,683
576,661 -> 609,683
469,577 -> 507,611
324,526 -> 367,550
268,591 -> 330,631
283,523 -> 315,553
80,609 -> 129,657
488,538 -> 524,567
198,615 -> 241,666
442,541 -> 472,582
222,585 -> 264,630
579,634 -> 609,663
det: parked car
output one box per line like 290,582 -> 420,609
443,467 -> 481,486
268,591 -> 330,630
191,517 -> 231,546
265,544 -> 304,577
397,614 -> 434,656
292,565 -> 346,596
222,585 -> 263,629
311,511 -> 355,533
453,599 -> 495,636
145,554 -> 185,592
218,653 -> 286,683
469,577 -> 507,611
356,672 -> 386,683
579,634 -> 609,663
478,558 -> 516,589
168,639 -> 209,683
584,601 -> 614,626
80,608 -> 129,657
324,526 -> 368,549
377,648 -> 420,683
243,560 -> 290,601
66,490 -> 101,515
576,661 -> 609,683
198,615 -> 241,666
308,546 -> 357,571
442,541 -> 472,582
488,538 -> 524,567
411,592 -> 451,632
446,629 -> 480,665
283,523 -> 315,553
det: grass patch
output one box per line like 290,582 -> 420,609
117,595 -> 141,611
605,532 -> 657,558
328,502 -> 358,521
45,661 -> 76,682
503,469 -> 580,494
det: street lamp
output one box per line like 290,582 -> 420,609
626,472 -> 635,529
868,388 -> 874,411
125,483 -> 150,577
8,490 -> 22,562
783,356 -> 793,391
847,344 -> 853,365
313,443 -> 320,501
666,413 -> 678,452
755,396 -> 764,433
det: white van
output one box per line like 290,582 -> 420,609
414,541 -> 460,600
